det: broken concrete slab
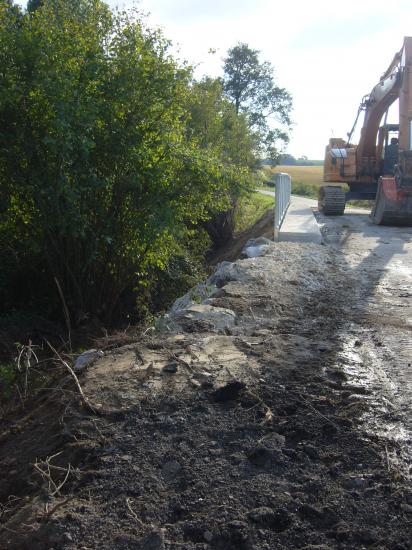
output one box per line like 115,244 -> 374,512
173,303 -> 236,331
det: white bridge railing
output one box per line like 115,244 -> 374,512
274,172 -> 291,239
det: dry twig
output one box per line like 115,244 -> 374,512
0,496 -> 21,522
45,340 -> 97,414
243,389 -> 274,424
16,340 -> 39,398
167,349 -> 194,373
126,498 -> 146,528
45,496 -> 75,519
54,277 -> 72,350
297,392 -> 340,429
33,452 -> 74,515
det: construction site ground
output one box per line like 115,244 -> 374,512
1,205 -> 411,549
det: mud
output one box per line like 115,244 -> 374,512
0,212 -> 411,549
315,209 -> 412,477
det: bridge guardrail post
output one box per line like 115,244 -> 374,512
274,172 -> 291,240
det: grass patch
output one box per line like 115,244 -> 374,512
292,180 -> 318,199
235,192 -> 274,233
258,180 -> 318,199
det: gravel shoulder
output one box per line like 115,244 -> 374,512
0,215 -> 411,549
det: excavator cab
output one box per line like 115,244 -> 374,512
377,123 -> 399,176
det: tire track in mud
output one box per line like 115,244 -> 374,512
316,209 -> 412,478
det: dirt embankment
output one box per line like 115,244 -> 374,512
0,232 -> 411,549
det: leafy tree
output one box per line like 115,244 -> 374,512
0,0 -> 21,17
223,43 -> 292,161
187,78 -> 255,245
279,153 -> 297,165
0,0 -> 237,324
188,78 -> 256,170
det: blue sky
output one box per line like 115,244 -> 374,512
17,0 -> 412,158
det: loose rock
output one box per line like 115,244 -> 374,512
212,380 -> 246,402
303,444 -> 320,460
162,361 -> 178,373
248,507 -> 292,532
247,446 -> 283,468
161,460 -> 183,479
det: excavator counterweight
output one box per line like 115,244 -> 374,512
320,37 -> 412,225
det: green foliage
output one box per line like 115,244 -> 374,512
0,363 -> 17,400
260,180 -> 319,198
291,181 -> 319,199
149,227 -> 212,314
188,77 -> 256,170
186,77 -> 256,246
235,192 -> 274,233
0,0 -> 243,324
223,43 -> 292,161
279,154 -> 324,166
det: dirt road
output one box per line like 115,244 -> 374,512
1,208 -> 411,549
316,208 -> 412,463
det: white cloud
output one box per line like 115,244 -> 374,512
17,0 -> 412,158
128,0 -> 412,159
143,0 -> 266,20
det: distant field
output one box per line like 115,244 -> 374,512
272,165 -> 324,186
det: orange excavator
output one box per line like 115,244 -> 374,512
320,37 -> 412,225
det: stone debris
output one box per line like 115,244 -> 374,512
242,236 -> 272,258
74,349 -> 104,372
162,361 -> 178,373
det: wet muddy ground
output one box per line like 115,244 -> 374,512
316,210 -> 412,457
0,210 -> 411,549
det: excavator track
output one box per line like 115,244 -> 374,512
371,182 -> 412,225
318,185 -> 346,215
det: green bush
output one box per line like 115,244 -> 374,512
291,181 -> 319,199
0,0 -> 247,325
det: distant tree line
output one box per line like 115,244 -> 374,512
259,155 -> 323,166
0,0 -> 292,327
278,154 -> 323,166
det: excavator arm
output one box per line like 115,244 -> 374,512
356,61 -> 401,160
